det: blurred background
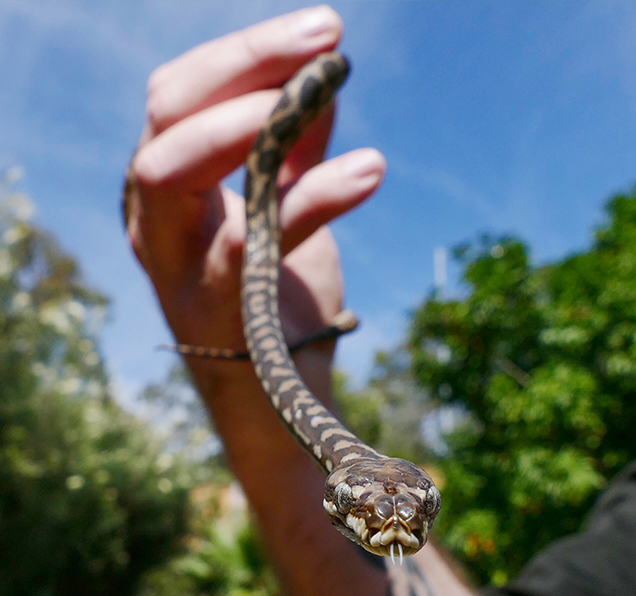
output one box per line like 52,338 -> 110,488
1,1 -> 635,593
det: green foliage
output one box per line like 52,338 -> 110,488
332,370 -> 384,448
140,512 -> 278,596
0,167 -> 274,595
1,391 -> 195,596
140,361 -> 226,473
409,188 -> 636,584
0,170 -> 197,595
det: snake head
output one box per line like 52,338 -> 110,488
323,457 -> 441,558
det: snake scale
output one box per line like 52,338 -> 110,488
239,52 -> 441,560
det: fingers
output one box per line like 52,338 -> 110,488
127,5 -> 367,311
131,90 -> 337,273
129,6 -> 345,281
134,90 -> 280,190
135,90 -> 337,195
280,148 -> 386,255
200,147 -> 385,294
147,5 -> 343,134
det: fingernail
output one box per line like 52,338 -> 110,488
293,6 -> 340,38
342,149 -> 384,180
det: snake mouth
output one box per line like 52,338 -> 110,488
364,517 -> 426,560
323,458 -> 440,559
332,508 -> 427,559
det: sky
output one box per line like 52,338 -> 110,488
1,1 -> 636,399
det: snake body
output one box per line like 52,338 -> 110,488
241,52 -> 441,559
161,310 -> 358,359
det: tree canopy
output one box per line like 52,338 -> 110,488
407,187 -> 636,584
0,170 -> 200,595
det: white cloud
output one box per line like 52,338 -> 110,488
391,157 -> 504,228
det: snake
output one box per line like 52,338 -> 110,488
161,309 -> 359,360
240,51 -> 441,560
125,51 -> 441,562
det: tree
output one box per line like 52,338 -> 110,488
408,187 -> 636,585
0,169 -> 197,595
137,363 -> 276,596
139,360 -> 225,473
139,487 -> 278,596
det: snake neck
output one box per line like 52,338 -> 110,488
241,183 -> 382,473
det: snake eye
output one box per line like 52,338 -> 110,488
425,486 -> 442,517
334,482 -> 353,515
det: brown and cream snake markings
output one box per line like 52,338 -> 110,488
241,52 -> 440,561
131,51 -> 442,562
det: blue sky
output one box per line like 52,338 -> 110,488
2,1 -> 636,397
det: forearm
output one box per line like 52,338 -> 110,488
401,541 -> 478,596
187,348 -> 391,596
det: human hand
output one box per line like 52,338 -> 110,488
124,5 -> 385,381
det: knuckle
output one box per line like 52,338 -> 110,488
128,150 -> 152,190
234,28 -> 265,73
224,223 -> 245,265
129,143 -> 165,190
145,65 -> 170,132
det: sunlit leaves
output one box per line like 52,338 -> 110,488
139,488 -> 278,596
408,187 -> 636,584
0,171 -> 198,595
333,350 -> 437,465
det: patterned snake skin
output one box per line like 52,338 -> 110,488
161,310 -> 359,359
241,52 -> 441,560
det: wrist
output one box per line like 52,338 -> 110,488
186,341 -> 336,401
186,344 -> 334,516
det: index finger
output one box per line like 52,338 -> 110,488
147,5 -> 343,134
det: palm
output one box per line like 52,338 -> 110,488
156,180 -> 343,357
